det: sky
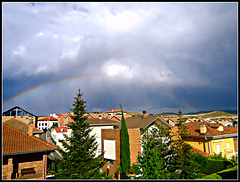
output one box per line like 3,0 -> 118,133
2,2 -> 238,115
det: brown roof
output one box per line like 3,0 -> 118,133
125,115 -> 172,129
3,124 -> 58,155
184,121 -> 238,136
86,118 -> 120,126
4,118 -> 43,133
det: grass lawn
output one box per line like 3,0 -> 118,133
216,166 -> 238,179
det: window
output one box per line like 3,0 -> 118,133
227,142 -> 230,149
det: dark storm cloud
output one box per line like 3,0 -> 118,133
2,2 -> 237,115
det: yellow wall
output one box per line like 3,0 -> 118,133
185,140 -> 205,152
210,138 -> 235,158
185,137 -> 235,158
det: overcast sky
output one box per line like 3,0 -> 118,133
2,2 -> 238,115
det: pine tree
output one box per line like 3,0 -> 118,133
137,124 -> 175,179
54,89 -> 106,179
120,104 -> 131,177
169,109 -> 200,179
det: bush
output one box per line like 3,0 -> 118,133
201,173 -> 222,179
202,159 -> 232,175
191,151 -> 209,173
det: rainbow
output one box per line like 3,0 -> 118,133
3,75 -> 101,106
3,75 -> 195,111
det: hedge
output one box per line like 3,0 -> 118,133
202,159 -> 232,175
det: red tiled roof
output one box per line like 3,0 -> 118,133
38,116 -> 58,121
3,124 -> 58,155
54,127 -> 68,133
184,121 -> 237,136
105,110 -> 126,113
191,147 -> 210,157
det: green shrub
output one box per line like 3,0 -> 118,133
202,159 -> 231,174
191,151 -> 209,173
201,173 -> 222,179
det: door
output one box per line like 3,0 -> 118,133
216,144 -> 221,154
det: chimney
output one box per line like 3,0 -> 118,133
28,118 -> 34,136
99,115 -> 102,119
142,110 -> 147,118
200,124 -> 207,134
218,125 -> 224,131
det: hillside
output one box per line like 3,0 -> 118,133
184,111 -> 237,118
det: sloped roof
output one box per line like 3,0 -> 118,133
124,115 -> 172,129
3,124 -> 58,155
110,115 -> 121,121
86,118 -> 120,126
105,109 -> 126,113
2,105 -> 36,116
54,127 -> 68,133
38,116 -> 58,121
59,113 -> 68,118
191,147 -> 210,157
184,121 -> 238,136
4,118 -> 43,134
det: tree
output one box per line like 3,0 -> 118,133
169,109 -> 200,179
54,89 -> 106,179
136,124 -> 175,179
120,104 -> 131,177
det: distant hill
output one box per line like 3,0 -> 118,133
184,110 -> 237,115
184,110 -> 237,118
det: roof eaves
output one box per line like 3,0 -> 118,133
212,133 -> 238,139
3,149 -> 57,156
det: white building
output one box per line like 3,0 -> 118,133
51,126 -> 71,150
37,116 -> 58,130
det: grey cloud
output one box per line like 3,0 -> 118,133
2,2 -> 237,115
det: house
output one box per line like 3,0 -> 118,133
2,105 -> 38,128
51,127 -> 71,150
101,113 -> 173,178
64,112 -> 74,126
58,113 -> 68,127
37,116 -> 58,130
87,118 -> 120,157
3,118 -> 44,138
104,109 -> 126,117
2,120 -> 58,180
179,121 -> 238,158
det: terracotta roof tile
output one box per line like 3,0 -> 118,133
184,121 -> 237,136
4,118 -> 43,133
3,124 -> 58,155
191,147 -> 210,157
38,116 -> 58,121
105,110 -> 126,113
54,127 -> 68,133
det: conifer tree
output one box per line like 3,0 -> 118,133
120,104 -> 131,177
136,124 -> 175,179
54,89 -> 106,179
169,109 -> 200,179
